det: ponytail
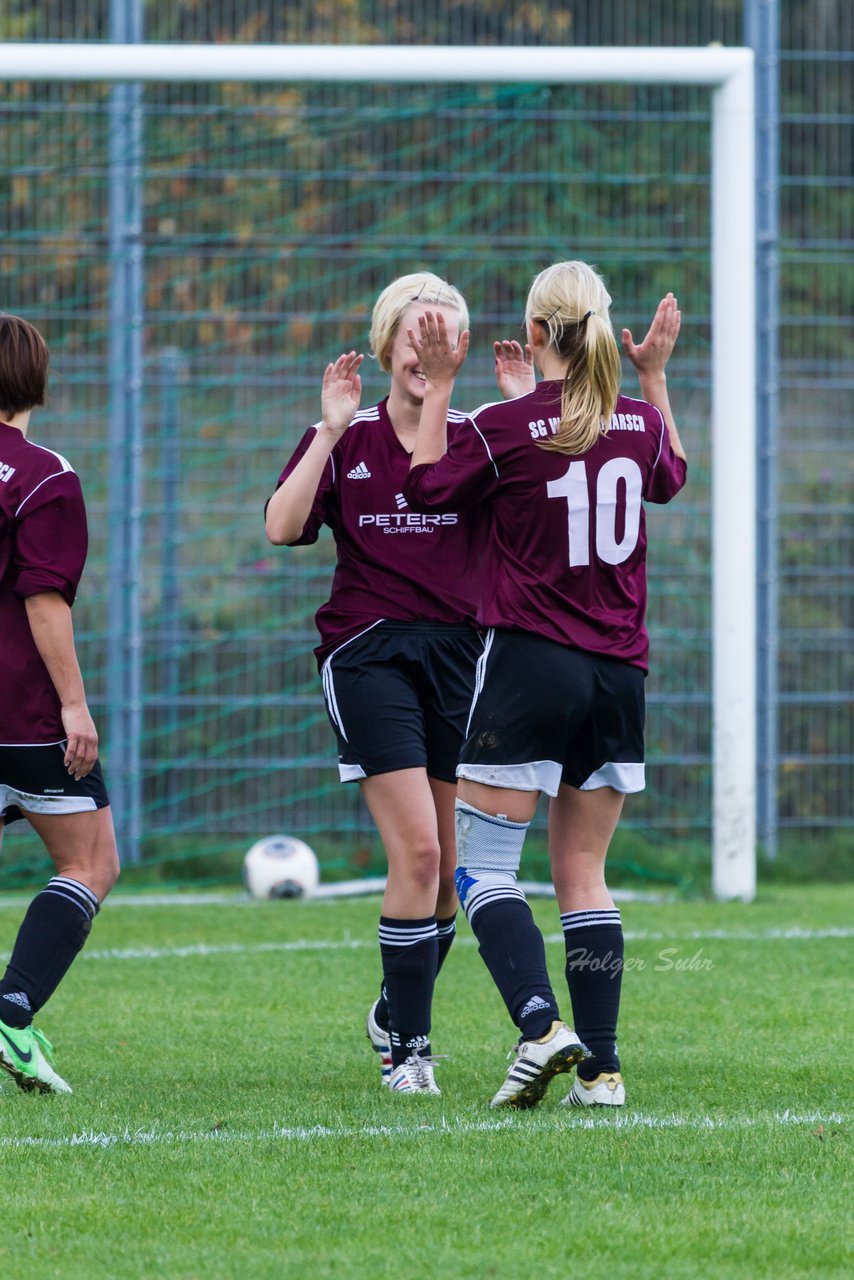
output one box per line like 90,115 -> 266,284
525,262 -> 622,456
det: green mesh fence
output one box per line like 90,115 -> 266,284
0,1 -> 851,888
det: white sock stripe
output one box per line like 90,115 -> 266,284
560,911 -> 622,932
436,921 -> 457,937
560,908 -> 621,920
48,877 -> 100,911
465,886 -> 527,922
378,924 -> 438,946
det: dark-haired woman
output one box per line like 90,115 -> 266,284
0,314 -> 119,1095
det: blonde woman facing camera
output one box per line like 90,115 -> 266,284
265,273 -> 533,1095
404,262 -> 687,1109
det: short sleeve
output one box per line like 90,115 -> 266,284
644,411 -> 687,505
267,426 -> 335,545
404,417 -> 500,512
13,471 -> 88,604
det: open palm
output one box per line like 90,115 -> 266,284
321,351 -> 364,438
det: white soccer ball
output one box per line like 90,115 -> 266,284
243,835 -> 320,901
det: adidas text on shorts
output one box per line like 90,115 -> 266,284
0,744 -> 111,825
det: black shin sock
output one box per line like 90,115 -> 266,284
468,898 -> 560,1042
561,908 -> 623,1078
0,876 -> 99,1028
378,916 -> 439,1067
374,911 -> 456,1032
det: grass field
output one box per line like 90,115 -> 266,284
1,884 -> 851,1280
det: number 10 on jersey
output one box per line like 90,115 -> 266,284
547,458 -> 643,567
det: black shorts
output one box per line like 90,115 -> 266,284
457,628 -> 645,796
321,621 -> 484,783
0,744 -> 111,826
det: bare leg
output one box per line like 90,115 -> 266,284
360,769 -> 444,1073
428,776 -> 459,919
23,806 -> 120,902
547,785 -> 625,914
457,779 -> 540,824
361,769 -> 443,919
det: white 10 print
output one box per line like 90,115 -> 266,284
547,457 -> 642,566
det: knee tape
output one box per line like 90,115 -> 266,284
454,800 -> 529,922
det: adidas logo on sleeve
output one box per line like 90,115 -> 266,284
347,461 -> 371,479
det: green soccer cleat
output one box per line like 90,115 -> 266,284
0,1018 -> 72,1095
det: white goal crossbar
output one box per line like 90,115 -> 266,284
0,44 -> 756,900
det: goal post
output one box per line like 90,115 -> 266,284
0,43 -> 756,901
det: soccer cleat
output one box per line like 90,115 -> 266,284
366,1000 -> 393,1087
490,1020 -> 588,1110
0,1018 -> 72,1095
387,1054 -> 442,1095
563,1071 -> 625,1108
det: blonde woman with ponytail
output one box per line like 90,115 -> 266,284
404,261 -> 686,1110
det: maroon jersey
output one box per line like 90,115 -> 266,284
404,382 -> 687,671
0,422 -> 89,745
273,398 -> 483,666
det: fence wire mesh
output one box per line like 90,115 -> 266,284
0,1 -> 850,881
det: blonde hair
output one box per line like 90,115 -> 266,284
525,261 -> 622,455
369,272 -> 469,372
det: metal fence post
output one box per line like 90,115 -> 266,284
158,348 -> 184,827
746,0 -> 781,860
106,0 -> 144,864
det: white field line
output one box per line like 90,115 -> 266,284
0,884 -> 675,908
0,925 -> 850,967
0,924 -> 848,966
0,1110 -> 847,1152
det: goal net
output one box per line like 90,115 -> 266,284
0,44 -> 755,898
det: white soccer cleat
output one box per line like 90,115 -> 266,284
366,999 -> 393,1087
490,1020 -> 588,1110
387,1054 -> 442,1095
563,1071 -> 625,1108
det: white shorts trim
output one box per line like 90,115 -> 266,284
456,760 -> 563,797
457,759 -> 646,797
579,762 -> 646,793
465,626 -> 494,737
0,785 -> 98,818
338,762 -> 367,783
320,620 -> 388,744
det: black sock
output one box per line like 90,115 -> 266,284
468,898 -> 560,1042
561,908 -> 623,1079
0,876 -> 99,1028
436,912 -> 457,974
379,916 -> 438,1067
374,911 -> 457,1032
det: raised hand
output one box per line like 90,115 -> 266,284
320,351 -> 364,439
407,310 -> 470,386
493,339 -> 536,400
621,292 -> 681,377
